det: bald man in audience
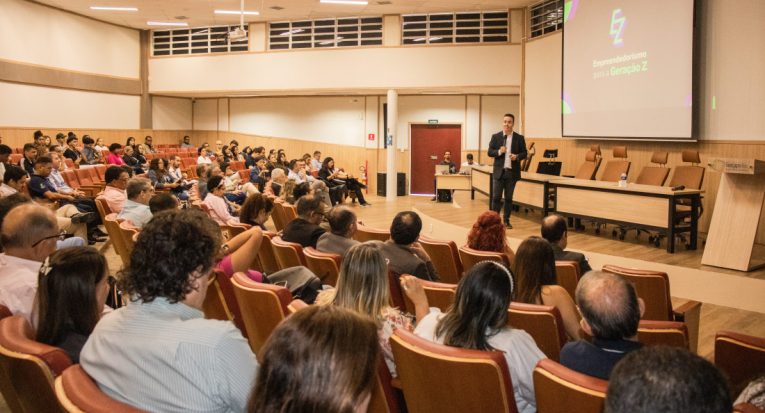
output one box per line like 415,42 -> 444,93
316,206 -> 360,257
560,271 -> 644,379
541,214 -> 593,273
0,204 -> 58,323
380,210 -> 440,281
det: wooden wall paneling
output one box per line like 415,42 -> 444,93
0,127 -> 192,148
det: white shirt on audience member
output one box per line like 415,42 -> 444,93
0,253 -> 40,324
311,159 -> 322,171
288,169 -> 314,184
414,308 -> 545,413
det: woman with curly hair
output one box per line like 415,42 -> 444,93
79,209 -> 257,412
467,210 -> 515,264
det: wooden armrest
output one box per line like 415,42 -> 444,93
390,378 -> 402,390
562,174 -> 574,178
673,300 -> 702,353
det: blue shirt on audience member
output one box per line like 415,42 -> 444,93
559,337 -> 643,380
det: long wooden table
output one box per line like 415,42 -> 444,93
469,166 -> 702,253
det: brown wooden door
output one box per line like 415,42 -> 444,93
410,124 -> 462,195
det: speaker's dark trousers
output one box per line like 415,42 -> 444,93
491,168 -> 517,223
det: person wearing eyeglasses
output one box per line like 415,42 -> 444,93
98,166 -> 129,214
282,194 -> 327,249
203,175 -> 239,226
0,204 -> 59,324
118,180 -> 155,229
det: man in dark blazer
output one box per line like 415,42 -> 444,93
541,214 -> 593,273
487,113 -> 527,228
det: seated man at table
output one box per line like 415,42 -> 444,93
316,206 -> 360,258
541,214 -> 592,273
560,271 -> 644,379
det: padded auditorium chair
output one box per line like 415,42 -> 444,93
354,224 -> 390,242
636,320 -> 689,349
286,299 -> 309,315
55,365 -> 147,413
569,146 -> 602,180
256,231 -> 281,274
0,315 -> 72,413
533,359 -> 608,413
103,213 -> 131,267
390,329 -> 519,413
270,201 -> 289,232
615,151 -> 671,240
598,146 -> 630,182
270,236 -> 308,269
201,275 -> 233,323
554,260 -> 581,300
602,264 -> 701,352
521,142 -> 536,172
403,280 -> 457,315
715,330 -> 765,388
231,272 -> 292,354
303,247 -> 341,286
418,236 -> 464,284
388,271 -> 406,310
458,245 -> 510,275
283,203 -> 298,222
508,303 -> 567,362
369,359 -> 404,413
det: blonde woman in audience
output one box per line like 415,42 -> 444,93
248,305 -> 379,413
316,242 -> 415,377
411,261 -> 546,413
94,137 -> 108,153
513,236 -> 581,341
34,247 -> 110,363
279,178 -> 298,204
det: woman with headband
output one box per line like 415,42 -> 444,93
405,261 -> 546,413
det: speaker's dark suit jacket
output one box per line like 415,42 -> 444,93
487,131 -> 527,180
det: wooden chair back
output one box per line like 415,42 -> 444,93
533,359 -> 608,413
202,276 -> 233,323
271,201 -> 289,231
458,246 -> 509,275
256,232 -> 281,274
573,151 -> 601,180
55,365 -> 147,413
418,236 -> 464,284
94,196 -> 112,222
369,359 -> 403,413
390,329 -> 519,413
0,316 -> 72,413
599,147 -> 630,182
715,330 -> 765,387
104,213 -> 130,267
354,224 -> 390,242
403,280 -> 457,315
637,320 -> 689,349
286,299 -> 309,315
230,272 -> 292,354
118,221 -> 140,257
303,247 -> 341,286
601,265 -> 672,320
271,236 -> 308,269
508,302 -> 566,361
283,203 -> 298,222
554,260 -> 581,299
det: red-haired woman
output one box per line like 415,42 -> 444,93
467,210 -> 516,265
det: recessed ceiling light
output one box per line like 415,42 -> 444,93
214,10 -> 260,15
90,6 -> 138,11
320,0 -> 368,5
147,21 -> 188,27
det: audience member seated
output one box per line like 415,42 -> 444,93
0,193 -> 86,249
316,206 -> 360,257
118,179 -> 154,228
413,261 -> 546,413
316,242 -> 413,377
167,155 -> 192,200
149,192 -> 179,214
293,181 -> 311,203
63,135 -> 82,166
1,165 -> 30,197
47,151 -> 86,197
513,236 -> 581,340
143,135 -> 156,153
265,168 -> 286,197
195,164 -> 210,200
28,156 -> 105,243
80,209 -> 257,411
541,214 -> 593,273
204,176 -> 240,225
320,157 -> 370,206
80,135 -> 99,165
460,153 -> 479,173
248,305 -> 378,412
310,180 -> 335,213
310,150 -> 323,171
287,158 -> 315,184
560,271 -> 643,379
147,158 -> 181,192
467,210 -> 516,265
605,346 -> 731,413
318,157 -> 346,205
99,166 -> 129,214
106,143 -> 125,165
380,211 -> 440,281
94,137 -> 108,153
34,247 -> 109,363
33,130 -> 48,156
239,193 -> 274,230
0,204 -> 58,323
197,146 -> 213,165
180,135 -> 193,148
248,156 -> 268,192
134,143 -> 149,165
279,178 -> 298,204
21,142 -> 38,175
282,194 -> 326,248
121,145 -> 144,175
0,144 -> 11,179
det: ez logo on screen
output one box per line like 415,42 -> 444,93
610,9 -> 626,47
